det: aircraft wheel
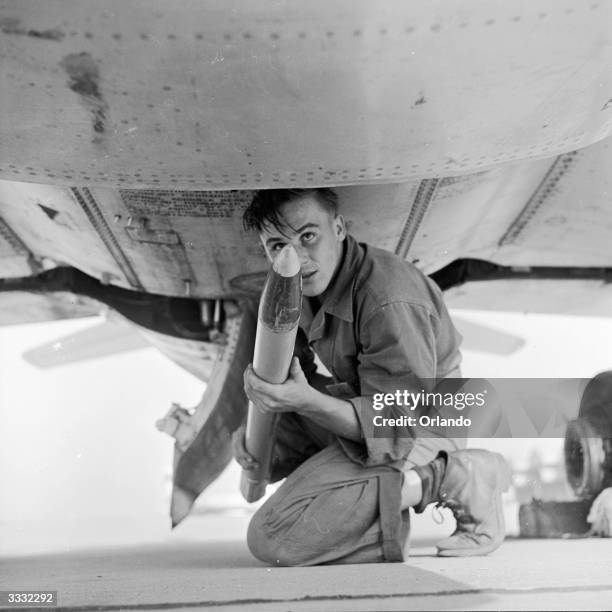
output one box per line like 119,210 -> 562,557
564,371 -> 612,498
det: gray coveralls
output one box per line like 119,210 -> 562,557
247,235 -> 463,565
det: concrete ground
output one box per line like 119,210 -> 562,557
1,513 -> 610,611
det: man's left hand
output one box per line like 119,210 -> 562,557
243,356 -> 316,414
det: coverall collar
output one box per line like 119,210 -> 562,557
302,235 -> 363,342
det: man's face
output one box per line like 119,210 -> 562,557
259,195 -> 346,297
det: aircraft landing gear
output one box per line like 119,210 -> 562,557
564,371 -> 612,499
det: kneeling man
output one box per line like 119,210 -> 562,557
234,188 -> 510,566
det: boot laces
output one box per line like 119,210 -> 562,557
436,498 -> 474,526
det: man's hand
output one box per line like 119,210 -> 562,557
232,424 -> 259,471
243,356 -> 315,414
243,356 -> 363,443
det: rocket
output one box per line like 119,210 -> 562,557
240,244 -> 302,502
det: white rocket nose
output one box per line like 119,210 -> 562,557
272,244 -> 301,277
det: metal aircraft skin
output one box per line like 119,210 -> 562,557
2,0 -> 612,519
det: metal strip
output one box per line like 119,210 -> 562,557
498,151 -> 578,247
0,214 -> 41,273
0,215 -> 31,257
395,178 -> 439,258
70,187 -> 144,290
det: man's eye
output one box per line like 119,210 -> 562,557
271,243 -> 285,252
302,232 -> 316,242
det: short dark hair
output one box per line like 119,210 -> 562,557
243,188 -> 338,233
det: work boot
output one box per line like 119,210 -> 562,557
434,449 -> 511,557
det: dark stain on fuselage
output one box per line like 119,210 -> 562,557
60,52 -> 108,138
0,17 -> 65,40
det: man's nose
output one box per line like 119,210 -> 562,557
294,244 -> 310,266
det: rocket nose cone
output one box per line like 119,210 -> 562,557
272,244 -> 301,277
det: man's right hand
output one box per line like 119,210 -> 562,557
232,424 -> 260,471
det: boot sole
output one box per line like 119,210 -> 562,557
437,452 -> 511,557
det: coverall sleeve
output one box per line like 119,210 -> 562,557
342,301 -> 444,467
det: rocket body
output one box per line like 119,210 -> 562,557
240,245 -> 302,502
